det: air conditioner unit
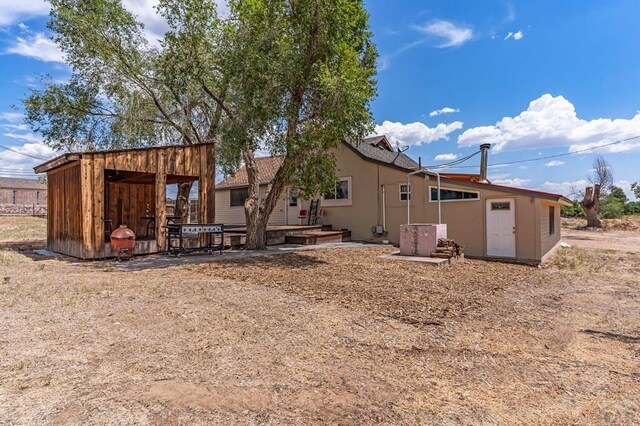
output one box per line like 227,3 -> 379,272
372,225 -> 384,235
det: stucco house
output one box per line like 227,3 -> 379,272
215,136 -> 572,264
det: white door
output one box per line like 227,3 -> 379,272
486,198 -> 516,258
286,187 -> 299,225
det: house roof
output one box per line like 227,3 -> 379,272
0,177 -> 46,190
440,176 -> 573,205
217,156 -> 283,189
344,137 -> 420,171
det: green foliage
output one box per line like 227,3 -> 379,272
22,0 -> 224,152
608,185 -> 628,203
624,201 -> 640,215
600,198 -> 625,219
561,200 -> 585,218
632,182 -> 640,199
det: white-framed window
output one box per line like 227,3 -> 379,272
230,187 -> 249,207
322,177 -> 352,206
400,184 -> 411,201
429,186 -> 479,202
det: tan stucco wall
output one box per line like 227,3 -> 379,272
539,199 -> 562,257
321,145 -> 549,261
215,184 -> 286,226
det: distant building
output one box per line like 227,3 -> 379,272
0,177 -> 47,215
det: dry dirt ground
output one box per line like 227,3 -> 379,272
0,216 -> 639,424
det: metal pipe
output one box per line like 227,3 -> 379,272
381,185 -> 386,231
479,143 -> 491,183
432,170 -> 442,224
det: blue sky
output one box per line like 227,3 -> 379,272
0,0 -> 639,199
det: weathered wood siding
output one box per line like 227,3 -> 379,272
45,144 -> 216,259
105,182 -> 156,237
47,161 -> 84,258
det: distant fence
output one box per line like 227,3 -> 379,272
0,204 -> 47,216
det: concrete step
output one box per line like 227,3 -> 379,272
285,230 -> 351,245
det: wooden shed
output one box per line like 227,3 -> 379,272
34,144 -> 216,259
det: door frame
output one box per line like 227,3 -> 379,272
485,197 -> 516,258
285,186 -> 299,225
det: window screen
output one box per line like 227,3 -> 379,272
230,188 -> 249,207
430,187 -> 479,201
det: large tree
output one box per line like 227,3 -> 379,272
579,156 -> 614,228
23,0 -> 227,222
216,0 -> 377,249
24,0 -> 377,249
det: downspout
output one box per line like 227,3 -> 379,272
381,185 -> 386,231
432,170 -> 442,224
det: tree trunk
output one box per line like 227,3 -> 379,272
580,184 -> 602,228
245,211 -> 267,249
174,182 -> 193,223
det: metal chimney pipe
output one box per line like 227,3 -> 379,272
479,143 -> 491,183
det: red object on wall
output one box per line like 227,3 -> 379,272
110,224 -> 136,260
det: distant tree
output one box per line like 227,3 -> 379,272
561,200 -> 585,218
579,156 -> 613,227
632,182 -> 640,199
37,175 -> 47,185
600,186 -> 625,219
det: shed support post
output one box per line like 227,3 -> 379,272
156,150 -> 167,252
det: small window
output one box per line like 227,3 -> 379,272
289,189 -> 298,207
12,190 -> 16,204
36,191 -> 40,205
400,184 -> 411,201
322,177 -> 352,206
230,188 -> 249,207
549,206 -> 555,235
491,202 -> 511,211
324,179 -> 349,200
430,187 -> 479,202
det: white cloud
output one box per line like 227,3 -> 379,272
505,30 -> 524,41
545,160 -> 565,167
458,94 -> 640,153
538,180 -> 588,197
0,142 -> 57,177
492,178 -> 531,187
374,120 -> 464,147
0,112 -> 23,122
3,132 -> 44,144
5,33 -> 65,62
537,179 -> 638,200
0,1 -> 50,26
414,20 -> 474,48
434,153 -> 458,161
429,107 -> 460,117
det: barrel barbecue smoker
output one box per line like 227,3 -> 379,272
110,225 -> 136,260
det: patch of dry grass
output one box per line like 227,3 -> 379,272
563,215 -> 640,232
0,216 -> 46,242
